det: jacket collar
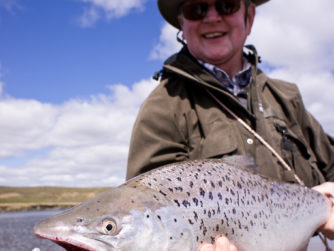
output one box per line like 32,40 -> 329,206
161,45 -> 262,119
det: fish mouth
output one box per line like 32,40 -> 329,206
35,231 -> 104,251
54,241 -> 90,251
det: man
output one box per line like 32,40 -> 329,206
126,0 -> 334,250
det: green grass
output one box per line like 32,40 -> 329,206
0,186 -> 110,212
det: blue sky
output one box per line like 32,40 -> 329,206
1,0 -> 163,103
0,0 -> 334,187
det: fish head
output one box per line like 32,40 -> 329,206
34,185 -> 178,251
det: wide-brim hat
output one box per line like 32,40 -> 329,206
158,0 -> 269,29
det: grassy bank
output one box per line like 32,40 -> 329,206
0,186 -> 110,212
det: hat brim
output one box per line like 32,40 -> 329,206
158,0 -> 269,29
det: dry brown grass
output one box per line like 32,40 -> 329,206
0,186 -> 110,212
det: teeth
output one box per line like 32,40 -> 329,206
204,32 -> 224,38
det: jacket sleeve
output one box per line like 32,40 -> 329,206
296,91 -> 334,182
126,82 -> 189,180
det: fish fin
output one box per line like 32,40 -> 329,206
222,155 -> 259,174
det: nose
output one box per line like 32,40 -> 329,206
203,4 -> 222,22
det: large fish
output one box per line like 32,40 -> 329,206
34,156 -> 331,251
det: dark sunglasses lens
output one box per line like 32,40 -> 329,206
182,3 -> 208,20
216,0 -> 240,15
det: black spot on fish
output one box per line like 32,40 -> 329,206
200,187 -> 205,198
216,224 -> 219,231
211,181 -> 215,188
230,189 -> 235,196
174,200 -> 181,207
182,200 -> 191,208
189,219 -> 194,225
203,179 -> 207,184
177,177 -> 182,182
159,190 -> 167,197
218,181 -> 223,187
175,186 -> 183,192
232,208 -> 236,214
208,210 -> 211,218
209,192 -> 213,200
168,188 -> 173,193
157,215 -> 161,220
146,214 -> 150,218
189,181 -> 194,188
174,218 -> 178,223
193,197 -> 199,206
237,181 -> 242,189
203,226 -> 207,236
192,213 -> 199,225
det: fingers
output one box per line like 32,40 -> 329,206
198,235 -> 238,251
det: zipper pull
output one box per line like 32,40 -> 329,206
275,124 -> 295,152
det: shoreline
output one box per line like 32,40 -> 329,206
0,202 -> 76,213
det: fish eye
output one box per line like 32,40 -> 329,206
101,219 -> 117,235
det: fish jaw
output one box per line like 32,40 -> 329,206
34,219 -> 111,251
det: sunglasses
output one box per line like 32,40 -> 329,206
181,0 -> 241,21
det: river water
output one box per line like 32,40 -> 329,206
0,209 -> 64,251
0,209 -> 333,251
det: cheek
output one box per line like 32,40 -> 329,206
181,22 -> 199,41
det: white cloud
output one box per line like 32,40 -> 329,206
0,78 -> 157,187
76,0 -> 148,27
246,0 -> 334,135
150,23 -> 182,60
247,0 -> 334,72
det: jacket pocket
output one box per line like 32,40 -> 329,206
274,121 -> 324,186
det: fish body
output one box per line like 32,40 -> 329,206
34,157 -> 331,251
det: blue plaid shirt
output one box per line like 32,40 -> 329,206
198,57 -> 252,108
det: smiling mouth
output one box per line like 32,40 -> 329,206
203,32 -> 226,39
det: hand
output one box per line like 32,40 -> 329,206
313,182 -> 334,239
198,235 -> 238,251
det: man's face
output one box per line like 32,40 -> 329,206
179,0 -> 255,72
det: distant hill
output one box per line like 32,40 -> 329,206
0,186 -> 110,212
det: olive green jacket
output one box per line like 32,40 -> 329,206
126,46 -> 334,187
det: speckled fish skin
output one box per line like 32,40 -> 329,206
34,156 -> 331,251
